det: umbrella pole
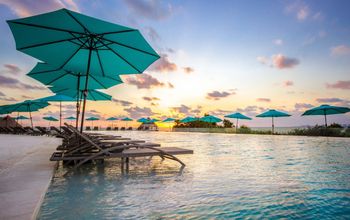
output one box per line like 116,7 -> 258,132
59,101 -> 62,131
75,73 -> 81,129
324,113 -> 327,128
80,48 -> 93,133
236,118 -> 238,133
272,117 -> 274,134
16,112 -> 19,127
29,111 -> 33,129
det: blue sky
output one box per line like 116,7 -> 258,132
0,0 -> 349,127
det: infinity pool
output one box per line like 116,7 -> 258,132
38,132 -> 350,219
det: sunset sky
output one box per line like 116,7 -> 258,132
0,0 -> 349,127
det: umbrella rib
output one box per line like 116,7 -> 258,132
46,72 -> 70,85
89,91 -> 97,101
64,10 -> 90,33
102,38 -> 160,58
102,30 -> 137,35
57,38 -> 89,70
18,37 -> 81,50
90,74 -> 107,89
8,21 -> 84,35
95,50 -> 106,77
99,41 -> 141,73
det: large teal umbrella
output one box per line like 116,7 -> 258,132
36,94 -> 76,130
200,115 -> 222,123
50,87 -> 112,101
86,116 -> 99,127
1,100 -> 50,128
256,109 -> 291,134
301,104 -> 350,127
225,112 -> 252,132
8,8 -> 160,132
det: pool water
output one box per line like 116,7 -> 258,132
38,132 -> 350,219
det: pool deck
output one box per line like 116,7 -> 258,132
0,134 -> 61,220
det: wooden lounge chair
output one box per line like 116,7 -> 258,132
127,127 -> 132,130
93,126 -> 98,131
86,126 -> 91,131
113,127 -> 119,130
120,127 -> 125,130
106,127 -> 111,131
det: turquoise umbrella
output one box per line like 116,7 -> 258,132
50,87 -> 112,101
65,116 -> 76,120
180,116 -> 197,123
1,100 -> 50,128
200,115 -> 222,123
225,112 -> 252,132
16,115 -> 29,126
121,117 -> 133,128
106,116 -> 118,127
256,109 -> 291,134
86,116 -> 99,127
163,118 -> 175,122
301,104 -> 350,127
137,117 -> 149,123
43,116 -> 58,127
36,94 -> 76,130
149,118 -> 160,123
8,8 -> 160,133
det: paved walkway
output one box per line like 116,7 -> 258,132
0,134 -> 61,220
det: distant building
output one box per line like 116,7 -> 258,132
138,122 -> 158,131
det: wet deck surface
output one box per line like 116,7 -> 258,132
0,134 -> 60,220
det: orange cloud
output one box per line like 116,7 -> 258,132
256,98 -> 271,102
331,45 -> 350,56
283,80 -> 294,87
326,80 -> 350,90
272,54 -> 299,69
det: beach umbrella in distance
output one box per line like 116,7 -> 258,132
225,112 -> 252,132
200,115 -> 222,123
106,116 -> 118,128
137,117 -> 149,123
86,116 -> 99,127
301,104 -> 350,127
43,116 -> 58,127
180,116 -> 197,123
1,100 -> 49,128
16,115 -> 29,126
121,117 -> 133,128
163,117 -> 175,123
256,109 -> 291,134
36,94 -> 76,130
65,116 -> 76,120
149,118 -> 160,123
8,8 -> 160,133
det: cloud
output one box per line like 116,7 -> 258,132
206,90 -> 235,100
236,105 -> 267,117
285,1 -> 309,21
0,0 -> 79,17
326,80 -> 350,90
149,53 -> 177,73
124,106 -> 155,118
21,95 -> 34,99
283,80 -> 294,87
143,96 -> 159,102
0,75 -> 47,90
316,98 -> 346,103
294,103 -> 314,110
272,54 -> 299,69
183,67 -> 194,74
143,26 -> 161,42
0,96 -> 17,102
256,98 -> 271,102
0,91 -> 5,96
257,56 -> 269,65
125,74 -> 165,89
331,45 -> 350,56
167,82 -> 174,88
2,64 -> 21,75
208,109 -> 232,117
170,104 -> 202,116
122,0 -> 173,20
112,98 -> 133,106
274,39 -> 283,46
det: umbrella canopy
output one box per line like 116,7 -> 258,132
137,117 -> 149,123
121,117 -> 133,121
50,87 -> 112,101
200,115 -> 222,123
65,116 -> 76,120
28,62 -> 123,89
8,9 -> 160,133
162,117 -> 175,122
225,112 -> 252,131
180,116 -> 197,123
16,115 -> 29,120
148,118 -> 160,123
86,117 -> 99,121
301,104 -> 350,127
106,117 -> 118,121
1,100 -> 50,128
43,116 -> 58,121
256,109 -> 291,134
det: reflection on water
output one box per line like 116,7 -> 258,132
38,132 -> 350,219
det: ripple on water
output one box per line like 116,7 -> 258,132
38,132 -> 350,219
